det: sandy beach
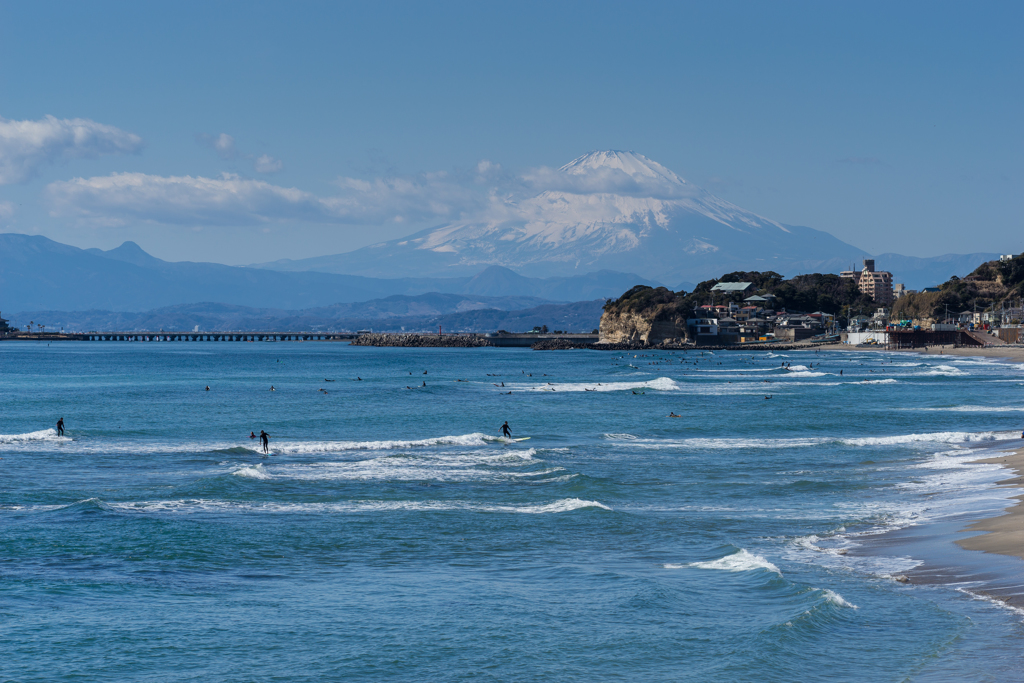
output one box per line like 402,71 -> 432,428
957,449 -> 1024,560
816,342 -> 1024,565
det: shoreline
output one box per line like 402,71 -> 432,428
957,448 -> 1024,561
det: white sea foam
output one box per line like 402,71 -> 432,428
0,428 -> 71,445
613,430 -> 1013,452
678,549 -> 781,574
956,588 -> 1024,616
271,433 -> 496,453
245,448 -> 544,483
513,377 -> 680,393
232,464 -> 272,480
852,378 -> 898,385
841,431 -> 1009,446
779,367 -> 828,378
918,405 -> 1024,413
821,589 -> 858,609
105,497 -> 610,515
919,365 -> 967,377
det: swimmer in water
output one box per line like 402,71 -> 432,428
249,431 -> 256,439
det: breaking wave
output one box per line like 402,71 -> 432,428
821,589 -> 858,609
920,365 -> 967,377
514,377 -> 680,393
103,497 -> 611,515
666,548 -> 781,574
0,428 -> 71,445
232,464 -> 272,480
270,433 -> 498,453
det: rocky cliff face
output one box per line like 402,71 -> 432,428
598,286 -> 687,344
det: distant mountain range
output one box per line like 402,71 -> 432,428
0,152 -> 1005,322
252,151 -> 999,289
10,296 -> 605,334
0,233 -> 659,313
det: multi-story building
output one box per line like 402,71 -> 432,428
840,259 -> 894,305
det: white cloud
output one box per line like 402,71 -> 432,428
214,133 -> 236,159
0,200 -> 14,219
254,154 -> 283,173
196,133 -> 238,160
198,133 -> 284,173
45,155 -> 694,229
46,170 -> 487,227
0,114 -> 143,184
48,172 -> 328,226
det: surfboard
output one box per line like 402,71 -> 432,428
512,437 -> 531,442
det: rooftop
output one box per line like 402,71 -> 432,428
711,282 -> 752,292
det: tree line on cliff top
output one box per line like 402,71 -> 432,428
892,254 -> 1024,323
603,271 -> 878,326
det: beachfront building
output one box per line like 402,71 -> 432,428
840,259 -> 895,305
893,283 -> 916,299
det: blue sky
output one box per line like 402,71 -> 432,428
0,1 -> 1020,265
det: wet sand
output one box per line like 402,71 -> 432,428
958,448 -> 1024,561
816,340 -> 1024,596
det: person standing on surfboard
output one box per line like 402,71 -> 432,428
260,430 -> 270,454
56,417 -> 64,436
501,421 -> 512,438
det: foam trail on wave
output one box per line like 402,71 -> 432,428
666,548 -> 781,574
920,365 -> 967,377
105,497 -> 611,514
0,428 -> 71,444
513,377 -> 680,393
272,433 -> 496,453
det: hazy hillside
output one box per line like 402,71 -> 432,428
10,297 -> 605,334
0,234 -> 660,312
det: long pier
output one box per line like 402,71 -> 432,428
2,332 -> 357,342
1,331 -> 602,346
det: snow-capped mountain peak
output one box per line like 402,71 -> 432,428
558,150 -> 688,187
296,151 -> 867,282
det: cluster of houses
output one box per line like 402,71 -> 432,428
685,260 -> 910,345
685,282 -> 836,345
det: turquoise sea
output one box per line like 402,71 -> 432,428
2,342 -> 1024,681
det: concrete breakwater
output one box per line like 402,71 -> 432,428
351,333 -> 493,348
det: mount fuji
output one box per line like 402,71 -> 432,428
257,151 -> 871,285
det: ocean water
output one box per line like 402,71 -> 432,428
2,342 -> 1024,681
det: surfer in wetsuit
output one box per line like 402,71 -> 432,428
501,421 -> 512,438
260,430 -> 270,454
56,417 -> 64,436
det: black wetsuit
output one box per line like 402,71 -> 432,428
56,419 -> 64,436
260,432 -> 269,454
502,423 -> 512,438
